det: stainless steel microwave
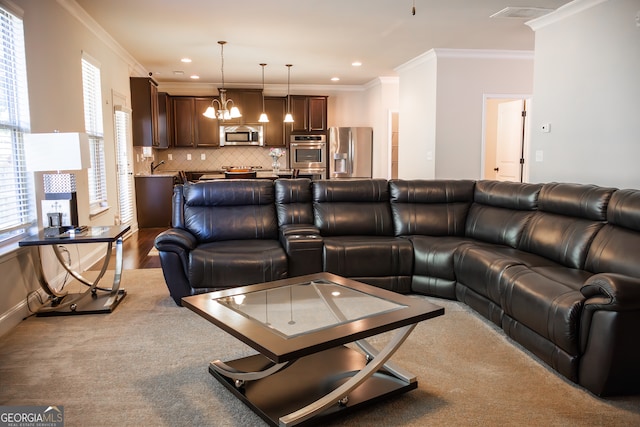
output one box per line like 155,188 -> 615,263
220,124 -> 264,146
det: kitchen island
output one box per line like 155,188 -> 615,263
134,172 -> 179,227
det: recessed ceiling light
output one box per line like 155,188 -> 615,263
190,75 -> 200,79
352,61 -> 362,67
181,57 -> 192,63
331,77 -> 340,82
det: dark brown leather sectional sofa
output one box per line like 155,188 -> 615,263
154,178 -> 640,397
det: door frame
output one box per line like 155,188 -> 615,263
481,94 -> 532,182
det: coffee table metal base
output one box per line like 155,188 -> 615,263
210,324 -> 417,427
210,346 -> 416,427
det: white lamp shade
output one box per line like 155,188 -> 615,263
24,132 -> 91,171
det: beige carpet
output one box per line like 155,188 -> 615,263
0,268 -> 638,426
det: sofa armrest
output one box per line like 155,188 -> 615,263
278,224 -> 323,277
579,273 -> 640,396
154,228 -> 198,253
581,273 -> 640,311
279,223 -> 321,237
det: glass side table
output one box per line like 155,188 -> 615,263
19,225 -> 130,316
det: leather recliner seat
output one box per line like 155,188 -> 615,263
154,180 -> 287,303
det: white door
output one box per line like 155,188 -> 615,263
495,100 -> 525,182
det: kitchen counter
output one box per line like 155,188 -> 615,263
199,170 -> 293,180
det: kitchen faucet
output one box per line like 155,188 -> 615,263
150,160 -> 165,174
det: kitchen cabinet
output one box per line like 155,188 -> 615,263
156,92 -> 171,148
135,175 -> 177,227
289,95 -> 328,133
172,96 -> 219,147
222,89 -> 263,124
263,96 -> 286,147
131,77 -> 160,146
195,97 -> 219,146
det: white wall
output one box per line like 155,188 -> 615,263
395,49 -> 534,180
396,51 -> 438,179
362,77 -> 399,178
434,50 -> 534,179
527,0 -> 640,188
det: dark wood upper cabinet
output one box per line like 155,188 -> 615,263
194,97 -> 219,147
172,96 -> 219,147
263,96 -> 286,147
289,95 -> 328,133
156,92 -> 171,149
131,77 -> 160,146
221,89 -> 263,125
172,97 -> 196,147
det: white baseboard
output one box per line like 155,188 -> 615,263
0,244 -> 106,338
0,288 -> 47,338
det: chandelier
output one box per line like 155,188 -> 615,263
203,41 -> 241,120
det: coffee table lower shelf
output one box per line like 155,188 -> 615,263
209,345 -> 416,427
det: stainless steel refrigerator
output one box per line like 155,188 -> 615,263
329,127 -> 373,179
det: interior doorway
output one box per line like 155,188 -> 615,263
390,111 -> 399,179
482,96 -> 531,182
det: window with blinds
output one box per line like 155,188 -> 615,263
81,55 -> 107,207
114,108 -> 133,224
0,5 -> 34,243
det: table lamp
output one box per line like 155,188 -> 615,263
23,132 -> 90,235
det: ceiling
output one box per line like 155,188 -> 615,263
74,0 -> 571,87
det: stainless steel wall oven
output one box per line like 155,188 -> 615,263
289,135 -> 326,175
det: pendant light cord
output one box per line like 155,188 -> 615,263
286,64 -> 292,113
219,41 -> 226,90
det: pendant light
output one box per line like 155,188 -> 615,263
203,41 -> 242,120
258,63 -> 269,123
283,64 -> 294,123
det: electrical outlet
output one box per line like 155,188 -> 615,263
201,153 -> 206,160
168,154 -> 173,160
187,153 -> 192,161
541,123 -> 551,133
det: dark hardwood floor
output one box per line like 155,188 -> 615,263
89,227 -> 167,270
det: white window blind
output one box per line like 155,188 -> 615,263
0,5 -> 34,242
114,108 -> 133,224
81,55 -> 107,206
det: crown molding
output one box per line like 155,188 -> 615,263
395,48 -> 533,74
364,76 -> 400,90
526,0 -> 609,31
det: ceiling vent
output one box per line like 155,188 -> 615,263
490,7 -> 554,19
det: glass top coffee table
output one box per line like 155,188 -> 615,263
182,273 -> 444,426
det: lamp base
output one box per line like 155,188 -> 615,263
41,193 -> 78,228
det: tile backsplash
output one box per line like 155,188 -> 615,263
133,146 -> 288,174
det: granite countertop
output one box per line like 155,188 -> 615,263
135,171 -> 180,177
